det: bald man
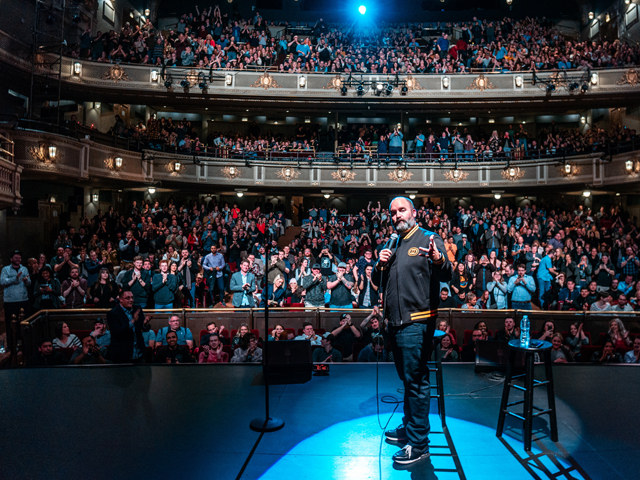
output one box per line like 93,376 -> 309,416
373,197 -> 452,465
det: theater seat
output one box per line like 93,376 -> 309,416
58,347 -> 75,359
75,330 -> 92,340
448,329 -> 457,344
222,345 -> 234,357
617,346 -> 633,356
577,345 -> 600,362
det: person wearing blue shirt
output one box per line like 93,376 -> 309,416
487,271 -> 508,309
536,248 -> 558,309
507,264 -> 536,310
388,128 -> 403,155
156,315 -> 194,350
90,318 -> 111,347
414,131 -> 425,155
436,33 -> 449,53
203,244 -> 226,307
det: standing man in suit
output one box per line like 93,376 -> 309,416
106,291 -> 150,363
230,259 -> 257,307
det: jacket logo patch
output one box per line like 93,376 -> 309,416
408,247 -> 419,256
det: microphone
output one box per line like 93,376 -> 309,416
384,233 -> 399,259
388,233 -> 399,252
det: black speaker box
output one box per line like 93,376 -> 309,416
263,340 -> 312,384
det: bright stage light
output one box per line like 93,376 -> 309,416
358,5 -> 366,15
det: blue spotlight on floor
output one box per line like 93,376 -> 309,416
358,5 -> 367,15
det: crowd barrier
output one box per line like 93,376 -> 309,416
17,307 -> 640,362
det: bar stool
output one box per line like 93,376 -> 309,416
430,329 -> 447,426
428,358 -> 446,426
496,339 -> 558,451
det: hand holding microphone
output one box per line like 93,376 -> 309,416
378,233 -> 399,265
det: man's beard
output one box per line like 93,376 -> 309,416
394,217 -> 416,234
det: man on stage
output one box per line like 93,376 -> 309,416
373,197 -> 453,465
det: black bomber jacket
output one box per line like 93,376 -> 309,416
372,225 -> 453,326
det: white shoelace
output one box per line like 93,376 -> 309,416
402,445 -> 412,456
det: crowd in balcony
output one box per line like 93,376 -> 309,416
120,113 -> 637,161
70,8 -> 640,73
4,191 -> 640,365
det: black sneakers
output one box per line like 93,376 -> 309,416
384,424 -> 408,442
392,445 -> 430,465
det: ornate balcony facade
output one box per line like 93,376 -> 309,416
6,128 -> 640,194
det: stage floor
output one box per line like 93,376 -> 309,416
1,363 -> 638,480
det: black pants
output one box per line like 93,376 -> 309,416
389,320 -> 435,451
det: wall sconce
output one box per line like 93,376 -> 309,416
299,76 -> 307,88
514,75 -> 523,88
28,142 -> 59,164
73,62 -> 82,75
49,195 -> 57,203
625,159 -> 640,174
581,116 -> 586,124
588,12 -> 594,20
151,70 -> 159,82
92,193 -> 99,203
590,72 -> 598,85
144,8 -> 150,16
583,191 -> 591,197
164,160 -> 184,174
501,166 -> 524,181
236,189 -> 246,197
605,13 -> 610,22
94,102 -> 101,110
222,164 -> 243,180
564,163 -> 572,174
148,187 -> 156,194
225,74 -> 233,85
104,156 -> 124,171
625,0 -> 631,4
494,193 -> 502,199
506,0 -> 512,4
442,76 -> 450,89
305,117 -> 311,124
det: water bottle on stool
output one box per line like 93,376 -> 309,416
520,315 -> 530,347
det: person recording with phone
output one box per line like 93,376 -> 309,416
372,197 -> 452,465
